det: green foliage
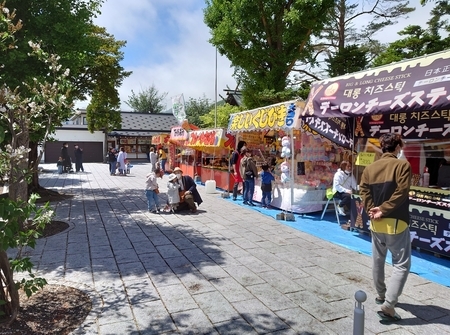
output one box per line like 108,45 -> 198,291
1,0 -> 130,140
325,45 -> 369,77
185,96 -> 213,127
373,2 -> 450,67
0,194 -> 53,297
242,87 -> 309,110
125,85 -> 167,113
200,103 -> 242,128
204,0 -> 335,107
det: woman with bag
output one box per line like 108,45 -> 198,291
240,148 -> 258,206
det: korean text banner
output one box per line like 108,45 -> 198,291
228,100 -> 303,132
302,50 -> 450,119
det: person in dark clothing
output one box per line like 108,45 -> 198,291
108,148 -> 118,175
74,144 -> 84,172
60,142 -> 72,173
172,167 -> 203,213
231,140 -> 247,200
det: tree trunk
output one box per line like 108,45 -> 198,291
8,132 -> 29,206
28,141 -> 41,194
0,250 -> 19,327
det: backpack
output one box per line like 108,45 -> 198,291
244,157 -> 254,179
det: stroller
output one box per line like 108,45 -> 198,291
64,157 -> 74,173
125,160 -> 133,174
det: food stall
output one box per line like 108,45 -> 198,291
303,50 -> 450,257
169,126 -> 199,178
185,128 -> 236,191
228,100 -> 343,213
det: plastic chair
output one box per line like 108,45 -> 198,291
321,196 -> 341,225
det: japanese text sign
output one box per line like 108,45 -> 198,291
355,152 -> 376,166
303,51 -> 450,119
228,100 -> 302,132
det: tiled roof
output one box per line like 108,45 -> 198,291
119,112 -> 178,133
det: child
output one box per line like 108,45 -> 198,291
260,164 -> 275,208
57,156 -> 64,174
166,173 -> 181,213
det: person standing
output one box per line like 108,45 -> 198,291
260,164 -> 275,208
74,144 -> 84,172
60,142 -> 71,173
145,167 -> 164,213
359,133 -> 412,322
240,148 -> 258,206
172,167 -> 203,213
231,141 -> 247,201
145,145 -> 151,162
56,156 -> 64,174
108,148 -> 117,176
117,147 -> 127,175
158,147 -> 167,173
333,160 -> 357,216
149,147 -> 158,172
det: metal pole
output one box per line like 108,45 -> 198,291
353,290 -> 367,335
215,48 -> 218,128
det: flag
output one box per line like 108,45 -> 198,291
171,94 -> 186,125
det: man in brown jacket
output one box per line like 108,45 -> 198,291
359,133 -> 412,322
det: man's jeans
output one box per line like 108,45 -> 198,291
109,162 -> 117,175
244,178 -> 255,203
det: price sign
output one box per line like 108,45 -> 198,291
355,152 -> 375,166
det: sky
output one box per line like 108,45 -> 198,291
78,0 -> 435,112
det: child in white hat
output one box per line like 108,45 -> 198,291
166,173 -> 181,213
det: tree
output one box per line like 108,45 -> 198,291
0,0 -> 130,193
314,0 -> 414,77
125,85 -> 167,113
200,103 -> 242,128
0,3 -> 62,324
204,0 -> 335,109
325,44 -> 369,77
184,96 -> 213,127
372,1 -> 450,67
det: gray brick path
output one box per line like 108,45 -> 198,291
15,162 -> 450,334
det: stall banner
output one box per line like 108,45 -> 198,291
351,192 -> 450,257
151,134 -> 169,145
410,207 -> 450,257
303,50 -> 450,119
170,127 -> 189,141
358,113 -> 450,139
228,100 -> 303,132
186,129 -> 235,150
301,116 -> 353,149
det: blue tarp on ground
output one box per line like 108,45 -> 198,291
225,197 -> 450,288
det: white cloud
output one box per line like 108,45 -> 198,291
76,0 -> 236,111
75,0 -> 435,111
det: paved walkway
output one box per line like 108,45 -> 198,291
19,162 -> 450,334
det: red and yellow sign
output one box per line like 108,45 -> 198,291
151,134 -> 169,145
186,129 -> 235,152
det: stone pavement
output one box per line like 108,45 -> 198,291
19,162 -> 450,334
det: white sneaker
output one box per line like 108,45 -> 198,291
337,206 -> 346,216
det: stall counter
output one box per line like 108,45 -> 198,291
350,186 -> 450,257
178,163 -> 197,179
200,167 -> 233,191
252,183 -> 325,214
